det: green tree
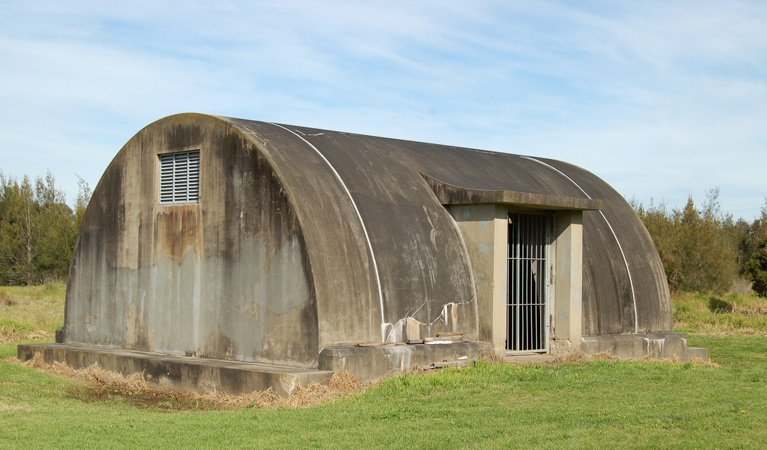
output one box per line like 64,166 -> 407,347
672,190 -> 737,293
633,199 -> 680,291
735,202 -> 767,277
634,188 -> 738,294
0,174 -> 37,284
33,172 -> 74,281
0,171 -> 90,285
746,239 -> 767,297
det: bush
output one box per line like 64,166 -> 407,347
0,171 -> 90,285
634,189 -> 738,294
746,240 -> 767,297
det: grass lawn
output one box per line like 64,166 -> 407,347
2,286 -> 766,449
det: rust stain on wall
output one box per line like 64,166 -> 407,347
154,205 -> 202,263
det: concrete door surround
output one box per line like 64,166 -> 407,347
450,205 -> 584,356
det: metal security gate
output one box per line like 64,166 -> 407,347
507,212 -> 550,352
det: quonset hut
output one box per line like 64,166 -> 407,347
19,113 -> 705,395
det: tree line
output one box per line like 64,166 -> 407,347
0,171 -> 90,285
633,188 -> 767,297
2,170 -> 766,297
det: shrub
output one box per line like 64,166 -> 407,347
746,240 -> 767,297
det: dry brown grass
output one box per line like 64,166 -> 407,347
482,348 -> 720,368
10,354 -> 368,410
0,327 -> 53,345
687,356 -> 719,367
0,289 -> 16,306
0,400 -> 32,412
732,301 -> 767,317
253,371 -> 367,409
478,350 -> 507,365
570,352 -> 720,367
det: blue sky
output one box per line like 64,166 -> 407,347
1,0 -> 765,220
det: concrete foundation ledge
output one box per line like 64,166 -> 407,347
580,332 -> 707,362
685,347 -> 709,360
318,341 -> 492,382
17,343 -> 333,397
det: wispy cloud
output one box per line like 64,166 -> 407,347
0,0 -> 765,218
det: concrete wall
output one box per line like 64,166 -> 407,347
225,119 -> 481,346
451,205 -> 587,355
61,114 -> 483,370
551,211 -> 583,345
449,204 -> 508,354
60,113 -> 676,372
62,116 -> 319,367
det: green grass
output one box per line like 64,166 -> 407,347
1,287 -> 767,448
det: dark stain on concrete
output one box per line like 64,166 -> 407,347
166,123 -> 204,151
201,327 -> 236,360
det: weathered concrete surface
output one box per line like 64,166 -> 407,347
62,116 -> 318,367
318,341 -> 491,382
225,119 -> 481,344
448,205 -> 506,353
536,159 -> 673,335
424,174 -> 602,210
551,211 -> 583,345
57,112 -> 686,387
580,333 -> 707,361
18,343 -> 332,396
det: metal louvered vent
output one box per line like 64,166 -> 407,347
159,151 -> 200,204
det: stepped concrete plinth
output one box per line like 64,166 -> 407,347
580,332 -> 708,361
17,343 -> 333,397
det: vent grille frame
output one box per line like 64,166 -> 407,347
159,151 -> 200,204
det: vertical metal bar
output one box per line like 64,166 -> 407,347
536,215 -> 540,349
540,214 -> 545,350
544,213 -> 551,351
508,213 -> 512,350
515,213 -> 521,351
506,218 -> 514,350
512,215 -> 516,351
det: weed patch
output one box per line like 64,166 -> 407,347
0,290 -> 16,306
0,283 -> 64,344
673,292 -> 767,334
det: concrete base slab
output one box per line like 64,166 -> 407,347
505,353 -> 557,364
318,341 -> 492,382
17,343 -> 333,397
580,332 -> 707,362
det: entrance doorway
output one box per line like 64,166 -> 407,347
507,212 -> 550,352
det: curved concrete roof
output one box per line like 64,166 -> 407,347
219,115 -> 671,336
65,113 -> 671,367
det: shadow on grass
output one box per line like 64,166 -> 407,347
708,296 -> 733,313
